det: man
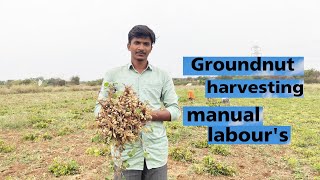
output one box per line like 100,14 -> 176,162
94,25 -> 180,180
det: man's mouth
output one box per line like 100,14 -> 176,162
136,52 -> 146,56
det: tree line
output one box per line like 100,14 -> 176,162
0,69 -> 319,86
0,76 -> 92,86
174,69 -> 320,85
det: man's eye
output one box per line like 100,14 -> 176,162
144,43 -> 150,46
134,42 -> 140,45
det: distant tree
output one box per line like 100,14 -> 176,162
58,79 -> 66,86
304,69 -> 320,83
197,76 -> 208,85
47,78 -> 66,86
86,79 -> 103,86
6,80 -> 14,86
37,77 -> 44,81
21,79 -> 33,85
70,76 -> 80,85
215,76 -> 233,80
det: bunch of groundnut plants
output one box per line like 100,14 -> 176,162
96,83 -> 153,174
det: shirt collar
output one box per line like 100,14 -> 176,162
127,62 -> 153,71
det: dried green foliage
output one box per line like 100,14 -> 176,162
96,85 -> 152,151
22,133 -> 39,141
209,145 -> 231,156
91,133 -> 105,144
169,146 -> 195,162
48,157 -> 80,177
190,140 -> 209,148
0,140 -> 14,153
86,146 -> 110,156
96,84 -> 152,176
193,156 -> 235,176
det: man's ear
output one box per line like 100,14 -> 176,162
127,43 -> 130,50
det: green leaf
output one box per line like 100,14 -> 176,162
127,147 -> 137,158
135,109 -> 141,114
143,151 -> 150,158
150,126 -> 154,133
104,82 -> 109,87
122,160 -> 130,169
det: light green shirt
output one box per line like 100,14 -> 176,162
94,63 -> 180,170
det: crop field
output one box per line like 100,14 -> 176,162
0,84 -> 319,179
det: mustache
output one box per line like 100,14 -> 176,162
136,51 -> 146,55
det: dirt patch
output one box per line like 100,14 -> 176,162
0,130 -> 310,179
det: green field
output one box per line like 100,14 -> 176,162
0,84 -> 319,179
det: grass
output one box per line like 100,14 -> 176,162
85,146 -> 110,156
0,84 -> 99,95
192,156 -> 236,176
0,140 -> 14,153
209,145 -> 231,156
190,140 -> 209,148
91,133 -> 106,144
48,157 -> 80,177
57,127 -> 75,136
177,84 -> 320,176
23,133 -> 40,141
42,132 -> 53,140
0,84 -> 319,179
169,146 -> 196,163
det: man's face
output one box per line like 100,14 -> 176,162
127,37 -> 152,62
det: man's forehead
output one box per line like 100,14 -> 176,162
131,37 -> 152,43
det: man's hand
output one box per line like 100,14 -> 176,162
151,110 -> 171,121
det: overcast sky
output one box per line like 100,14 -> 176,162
0,0 -> 319,81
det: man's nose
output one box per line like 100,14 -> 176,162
137,44 -> 145,50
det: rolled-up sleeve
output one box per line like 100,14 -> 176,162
161,74 -> 181,121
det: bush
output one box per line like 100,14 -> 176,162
29,116 -> 52,129
86,79 -> 103,86
190,140 -> 209,148
91,134 -> 105,143
86,146 -> 110,156
42,132 -> 53,140
169,147 -> 195,162
304,69 -> 320,83
209,145 -> 231,156
28,116 -> 52,125
48,157 -> 80,177
57,127 -> 74,136
70,76 -> 80,85
23,133 -> 39,141
47,78 -> 66,86
0,140 -> 14,153
33,122 -> 49,129
313,162 -> 320,173
193,156 -> 235,176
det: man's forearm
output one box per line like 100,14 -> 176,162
151,110 -> 171,121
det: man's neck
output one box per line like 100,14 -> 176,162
131,59 -> 148,74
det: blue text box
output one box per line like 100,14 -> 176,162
205,79 -> 304,98
183,57 -> 304,76
183,106 -> 263,126
208,126 -> 291,144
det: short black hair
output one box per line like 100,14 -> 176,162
128,25 -> 156,44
